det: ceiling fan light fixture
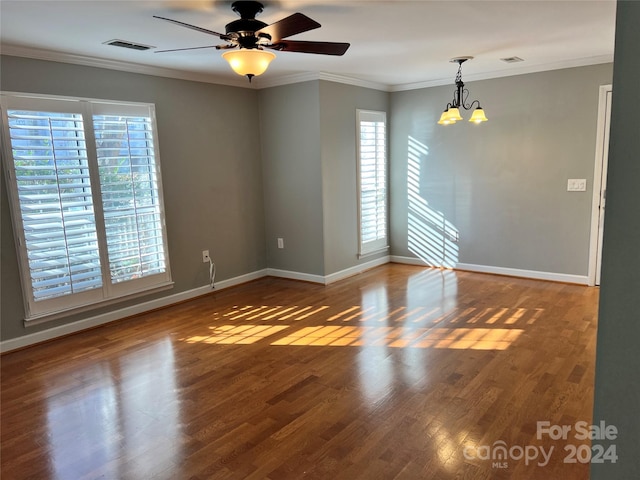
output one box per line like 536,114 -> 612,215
154,2 -> 349,82
221,48 -> 276,80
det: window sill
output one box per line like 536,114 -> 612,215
23,281 -> 175,327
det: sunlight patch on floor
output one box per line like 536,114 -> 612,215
271,326 -> 523,350
181,325 -> 289,345
181,304 -> 536,349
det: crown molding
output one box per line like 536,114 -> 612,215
318,72 -> 390,92
251,71 -> 390,91
0,44 -> 250,89
250,71 -> 320,89
2,44 -> 613,93
391,54 -> 614,92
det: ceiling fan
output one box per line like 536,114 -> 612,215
154,0 -> 350,81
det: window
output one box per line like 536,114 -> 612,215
356,109 -> 388,257
1,93 -> 171,322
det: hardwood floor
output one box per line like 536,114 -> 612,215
1,264 -> 599,479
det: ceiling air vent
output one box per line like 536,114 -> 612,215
500,56 -> 525,64
104,39 -> 154,51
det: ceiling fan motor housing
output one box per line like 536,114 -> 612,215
227,1 -> 269,47
231,1 -> 264,18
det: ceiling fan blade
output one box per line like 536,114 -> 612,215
270,40 -> 350,56
153,15 -> 228,39
255,13 -> 320,42
155,45 -> 221,53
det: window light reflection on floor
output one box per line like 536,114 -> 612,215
271,326 -> 523,350
182,325 -> 289,345
213,304 -> 541,326
179,304 -> 538,349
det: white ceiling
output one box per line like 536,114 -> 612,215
0,0 -> 617,90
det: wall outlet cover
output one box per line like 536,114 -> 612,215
568,179 -> 587,192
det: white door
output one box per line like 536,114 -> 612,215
591,87 -> 612,286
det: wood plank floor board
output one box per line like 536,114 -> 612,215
1,265 -> 599,479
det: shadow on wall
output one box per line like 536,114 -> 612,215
407,136 -> 459,268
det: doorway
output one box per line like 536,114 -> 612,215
588,85 -> 612,286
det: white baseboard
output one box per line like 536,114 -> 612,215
455,263 -> 589,285
0,269 -> 268,353
265,268 -> 326,284
267,256 -> 391,285
390,255 -> 432,266
324,255 -> 391,284
390,256 -> 589,285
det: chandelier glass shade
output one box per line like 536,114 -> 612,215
438,57 -> 488,125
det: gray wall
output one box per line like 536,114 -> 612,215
258,80 -> 389,277
258,80 -> 325,275
1,55 -> 266,341
319,80 -> 389,276
592,1 -> 640,478
390,64 -> 613,275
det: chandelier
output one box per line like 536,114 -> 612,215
438,57 -> 488,125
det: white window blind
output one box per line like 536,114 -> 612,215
7,110 -> 103,301
93,113 -> 166,284
1,94 -> 171,322
357,109 -> 388,256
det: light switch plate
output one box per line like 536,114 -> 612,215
567,179 -> 587,192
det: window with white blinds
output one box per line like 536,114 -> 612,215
1,94 -> 171,322
94,113 -> 166,285
356,109 -> 388,256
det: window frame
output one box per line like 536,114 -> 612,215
356,109 -> 389,258
1,92 -> 172,324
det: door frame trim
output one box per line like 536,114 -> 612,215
588,84 -> 612,286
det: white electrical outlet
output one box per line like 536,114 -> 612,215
202,250 -> 210,263
277,238 -> 284,249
